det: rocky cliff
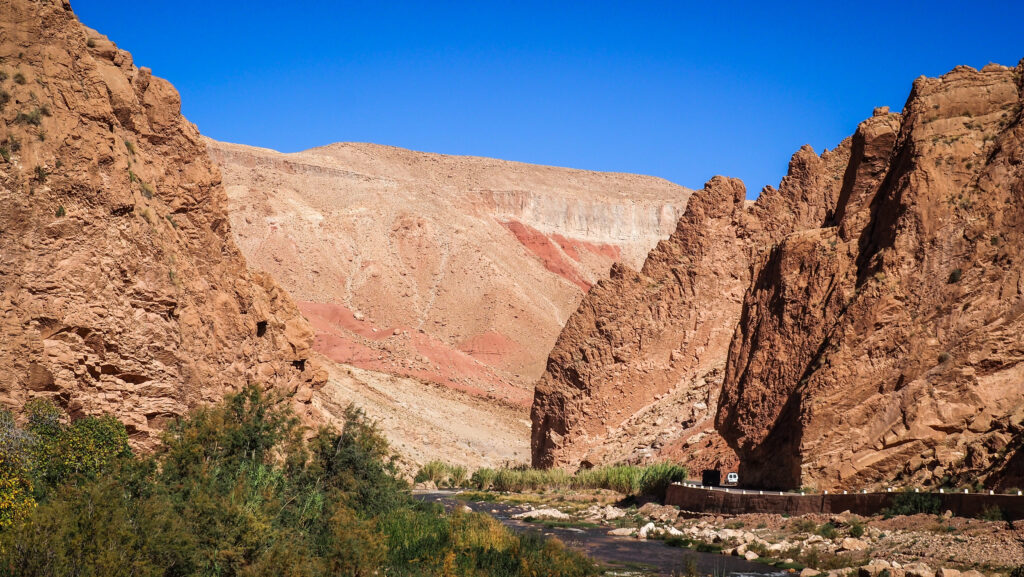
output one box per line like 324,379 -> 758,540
717,63 -> 1024,491
209,140 -> 692,406
531,142 -> 851,469
534,61 -> 1024,492
0,0 -> 324,446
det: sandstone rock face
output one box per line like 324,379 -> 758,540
531,142 -> 851,469
717,62 -> 1024,490
0,0 -> 324,446
209,140 -> 692,405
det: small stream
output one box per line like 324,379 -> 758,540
415,491 -> 786,577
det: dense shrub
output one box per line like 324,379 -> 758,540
882,489 -> 942,517
466,462 -> 687,498
848,519 -> 865,538
0,387 -> 597,577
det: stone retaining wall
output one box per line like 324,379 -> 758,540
664,484 -> 1024,520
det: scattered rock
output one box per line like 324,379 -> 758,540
638,522 -> 658,539
903,563 -> 934,577
608,527 -> 637,537
511,508 -> 569,521
839,537 -> 869,552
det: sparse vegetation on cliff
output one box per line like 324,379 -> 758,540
0,387 -> 598,576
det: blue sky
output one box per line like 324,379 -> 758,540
72,1 -> 1023,197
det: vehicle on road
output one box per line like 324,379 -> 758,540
725,472 -> 739,485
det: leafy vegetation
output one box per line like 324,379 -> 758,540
882,489 -> 942,517
462,462 -> 687,499
0,387 -> 599,576
12,72 -> 25,85
14,106 -> 48,126
848,519 -> 865,538
414,459 -> 468,488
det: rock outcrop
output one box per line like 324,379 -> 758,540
717,63 -> 1024,490
0,0 -> 324,446
531,141 -> 851,469
209,140 -> 692,406
534,61 -> 1024,490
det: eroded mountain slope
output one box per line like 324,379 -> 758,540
210,140 -> 693,406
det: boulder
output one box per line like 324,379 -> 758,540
511,508 -> 569,520
903,563 -> 934,577
839,537 -> 869,552
608,527 -> 637,537
637,522 -> 658,539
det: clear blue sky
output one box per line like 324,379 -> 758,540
72,1 -> 1023,197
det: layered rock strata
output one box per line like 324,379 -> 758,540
210,140 -> 693,404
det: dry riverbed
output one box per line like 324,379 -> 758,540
437,489 -> 1024,577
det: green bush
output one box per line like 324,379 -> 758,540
468,462 -> 687,498
882,489 -> 941,517
33,165 -> 48,183
12,72 -> 25,85
471,467 -> 497,490
948,268 -> 962,284
978,504 -> 1004,521
15,108 -> 42,126
0,387 -> 598,577
848,519 -> 865,538
415,460 -> 450,485
817,522 -> 838,539
0,90 -> 9,111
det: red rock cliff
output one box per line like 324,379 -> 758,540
0,0 -> 325,446
717,63 -> 1024,491
531,141 -> 851,469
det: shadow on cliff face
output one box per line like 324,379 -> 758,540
735,390 -> 805,491
988,434 -> 1024,492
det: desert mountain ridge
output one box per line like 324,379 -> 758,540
209,137 -> 693,468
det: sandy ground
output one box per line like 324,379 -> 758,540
311,355 -> 530,473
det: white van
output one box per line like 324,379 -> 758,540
725,472 -> 739,485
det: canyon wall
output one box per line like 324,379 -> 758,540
717,63 -> 1024,491
0,0 -> 324,447
531,142 -> 851,470
535,62 -> 1024,492
210,140 -> 692,406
